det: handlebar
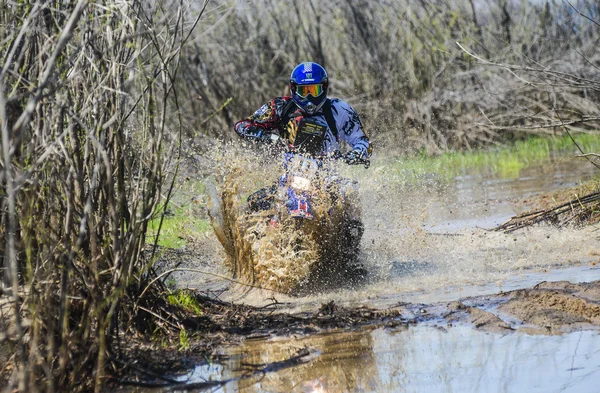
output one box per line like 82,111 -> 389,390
256,131 -> 370,169
330,150 -> 370,169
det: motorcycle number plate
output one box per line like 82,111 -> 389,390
290,119 -> 327,155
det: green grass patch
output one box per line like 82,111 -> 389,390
167,289 -> 203,315
178,329 -> 190,351
147,205 -> 211,249
391,133 -> 600,182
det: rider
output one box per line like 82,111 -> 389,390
234,62 -> 370,252
234,62 -> 372,164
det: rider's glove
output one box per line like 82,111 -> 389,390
259,130 -> 281,144
344,149 -> 370,168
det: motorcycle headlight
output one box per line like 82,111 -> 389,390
290,176 -> 312,191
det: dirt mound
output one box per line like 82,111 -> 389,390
446,280 -> 600,335
497,285 -> 600,333
447,301 -> 513,333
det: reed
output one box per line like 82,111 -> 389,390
0,1 -> 208,391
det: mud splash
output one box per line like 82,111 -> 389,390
119,149 -> 600,393
206,144 -> 365,294
195,147 -> 600,308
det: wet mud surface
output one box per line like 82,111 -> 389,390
122,153 -> 600,392
119,278 -> 600,393
448,279 -> 600,334
205,279 -> 600,338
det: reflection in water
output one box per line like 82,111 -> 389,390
222,330 -> 378,392
182,326 -> 600,393
372,326 -> 600,393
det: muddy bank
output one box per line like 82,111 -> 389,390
115,278 -> 600,391
200,279 -> 600,340
135,278 -> 600,360
447,280 -> 600,334
497,179 -> 600,232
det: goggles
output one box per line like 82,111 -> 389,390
295,84 -> 324,98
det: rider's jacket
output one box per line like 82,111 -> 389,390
234,96 -> 372,158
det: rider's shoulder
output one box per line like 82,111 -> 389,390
328,97 -> 356,113
267,96 -> 289,105
275,96 -> 293,103
271,96 -> 294,110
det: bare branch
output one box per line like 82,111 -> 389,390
565,0 -> 600,28
11,0 -> 88,140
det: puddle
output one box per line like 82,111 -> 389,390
185,153 -> 600,307
362,155 -> 598,233
172,325 -> 600,393
142,153 -> 600,393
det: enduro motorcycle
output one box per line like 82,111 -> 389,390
207,145 -> 369,294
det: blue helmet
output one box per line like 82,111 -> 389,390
289,62 -> 328,115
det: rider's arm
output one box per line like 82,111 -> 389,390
234,98 -> 289,142
331,99 -> 373,160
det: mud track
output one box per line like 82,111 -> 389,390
114,278 -> 600,390
184,279 -> 600,355
154,240 -> 600,356
294,281 -> 594,333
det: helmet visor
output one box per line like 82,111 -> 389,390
295,84 -> 324,98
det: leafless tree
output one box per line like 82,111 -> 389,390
0,1 -> 207,391
177,0 -> 600,153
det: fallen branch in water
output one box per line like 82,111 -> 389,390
117,347 -> 316,392
495,191 -> 600,233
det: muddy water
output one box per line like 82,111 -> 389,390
155,153 -> 600,392
215,155 -> 600,310
178,325 -> 600,393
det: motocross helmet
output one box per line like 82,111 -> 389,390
289,62 -> 328,115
